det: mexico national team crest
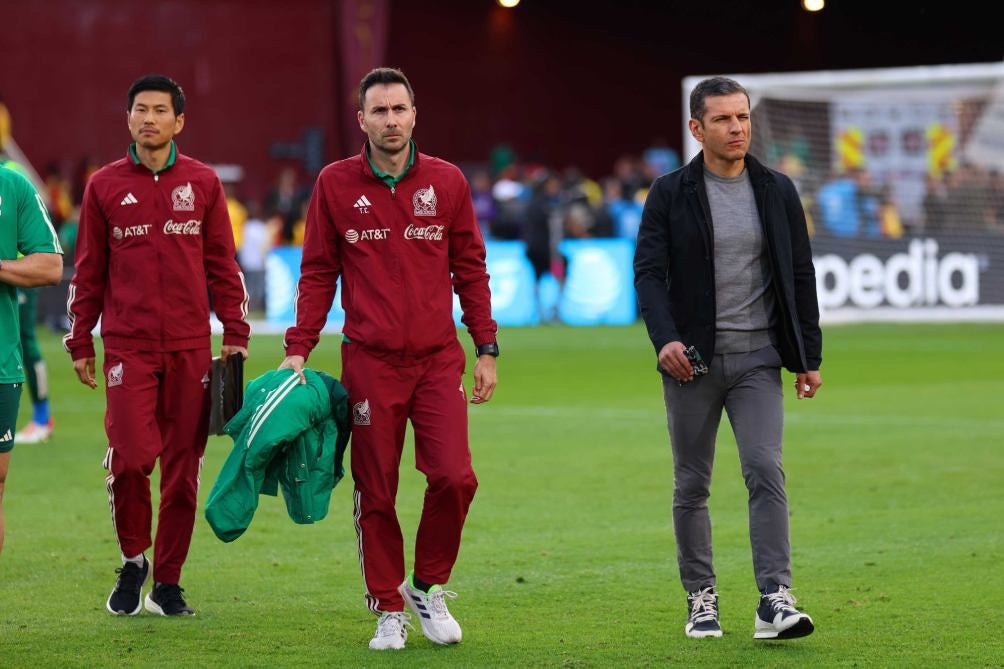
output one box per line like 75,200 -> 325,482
172,182 -> 196,212
353,399 -> 372,426
107,362 -> 124,387
412,184 -> 437,217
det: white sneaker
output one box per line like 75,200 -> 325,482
399,577 -> 462,645
15,419 -> 54,444
754,585 -> 815,639
369,611 -> 413,650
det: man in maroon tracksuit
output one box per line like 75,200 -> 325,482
281,67 -> 498,651
64,74 -> 250,617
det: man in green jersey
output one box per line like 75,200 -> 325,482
0,157 -> 57,443
0,165 -> 62,554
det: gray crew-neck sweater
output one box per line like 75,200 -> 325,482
705,167 -> 777,353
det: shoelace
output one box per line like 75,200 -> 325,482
428,589 -> 458,619
114,562 -> 145,591
376,611 -> 414,637
156,584 -> 188,607
688,588 -> 718,624
763,586 -> 798,614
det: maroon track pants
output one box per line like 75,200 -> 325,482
101,348 -> 210,584
342,340 -> 478,615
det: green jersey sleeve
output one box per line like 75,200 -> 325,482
12,170 -> 63,256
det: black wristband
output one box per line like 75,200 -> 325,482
476,342 -> 499,358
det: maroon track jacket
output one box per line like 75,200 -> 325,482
64,145 -> 250,359
284,145 -> 497,360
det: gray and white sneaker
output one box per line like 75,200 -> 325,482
369,611 -> 413,650
685,586 -> 723,638
399,576 -> 462,645
754,585 -> 814,639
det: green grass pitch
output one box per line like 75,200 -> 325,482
1,323 -> 1002,668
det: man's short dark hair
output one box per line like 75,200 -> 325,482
358,67 -> 415,111
127,74 -> 185,115
689,77 -> 750,122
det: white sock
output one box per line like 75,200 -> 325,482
123,553 -> 145,567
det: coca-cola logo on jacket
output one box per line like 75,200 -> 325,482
404,224 -> 445,241
163,219 -> 202,235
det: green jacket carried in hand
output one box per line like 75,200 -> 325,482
205,368 -> 350,542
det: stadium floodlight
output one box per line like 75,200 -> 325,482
497,0 -> 520,7
802,0 -> 825,11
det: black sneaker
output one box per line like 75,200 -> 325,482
144,582 -> 195,616
106,557 -> 150,615
685,586 -> 723,638
754,585 -> 814,639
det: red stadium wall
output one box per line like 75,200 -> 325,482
3,0 -> 345,201
3,0 -> 1000,203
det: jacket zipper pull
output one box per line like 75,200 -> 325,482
154,174 -> 159,182
390,185 -> 395,198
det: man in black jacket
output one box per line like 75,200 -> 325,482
634,77 -> 822,641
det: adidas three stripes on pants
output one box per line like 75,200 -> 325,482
342,339 -> 478,614
102,347 -> 211,585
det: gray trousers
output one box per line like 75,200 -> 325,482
661,345 -> 791,593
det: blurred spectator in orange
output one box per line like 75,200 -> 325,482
264,166 -> 306,244
224,182 -> 247,251
290,198 -> 309,246
73,156 -> 101,206
877,184 -> 904,239
43,162 -> 74,225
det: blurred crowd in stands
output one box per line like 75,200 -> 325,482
32,142 -> 680,315
22,138 -> 1004,318
763,133 -> 1004,240
800,163 -> 1004,240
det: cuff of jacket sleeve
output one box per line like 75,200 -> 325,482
652,333 -> 679,354
471,331 -> 498,348
223,334 -> 250,348
284,343 -> 311,361
69,343 -> 96,361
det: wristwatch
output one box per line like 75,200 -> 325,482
476,342 -> 500,358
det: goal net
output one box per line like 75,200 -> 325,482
682,63 -> 1004,322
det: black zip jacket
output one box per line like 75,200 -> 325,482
633,151 -> 821,374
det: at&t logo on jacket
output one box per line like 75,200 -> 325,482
344,228 -> 390,244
